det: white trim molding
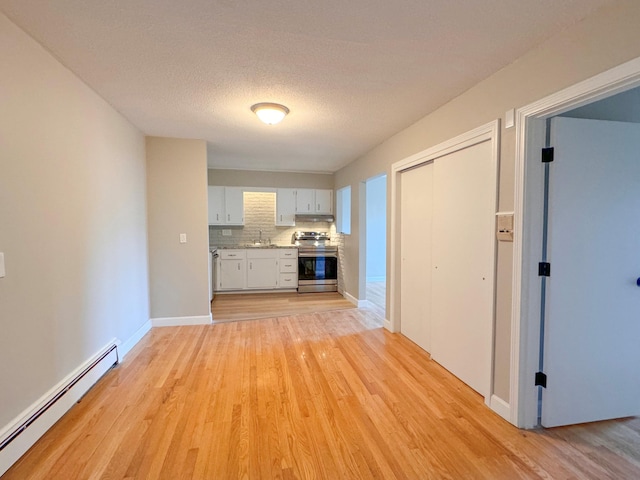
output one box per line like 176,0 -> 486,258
490,395 -> 511,422
116,320 -> 152,360
511,55 -> 640,428
151,314 -> 212,328
343,291 -> 367,308
0,341 -> 118,476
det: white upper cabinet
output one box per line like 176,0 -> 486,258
208,186 -> 244,225
224,187 -> 244,225
276,188 -> 296,226
207,186 -> 225,225
295,188 -> 315,213
315,189 -> 333,214
295,189 -> 333,215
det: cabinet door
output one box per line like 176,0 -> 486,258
278,272 -> 298,289
219,259 -> 245,290
247,257 -> 278,289
225,187 -> 244,225
276,188 -> 296,226
315,189 -> 333,214
295,189 -> 315,213
208,186 -> 225,225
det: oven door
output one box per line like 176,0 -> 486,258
298,253 -> 338,292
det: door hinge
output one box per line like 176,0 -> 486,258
542,147 -> 554,163
535,371 -> 547,388
538,262 -> 551,277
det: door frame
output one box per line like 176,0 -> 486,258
512,56 -> 640,428
389,120 -> 500,408
360,173 -> 388,305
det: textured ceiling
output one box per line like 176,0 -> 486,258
0,0 -> 616,173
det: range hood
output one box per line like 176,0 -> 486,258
295,213 -> 335,223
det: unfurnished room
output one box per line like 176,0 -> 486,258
2,1 -> 640,478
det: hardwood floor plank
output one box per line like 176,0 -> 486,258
211,291 -> 355,323
5,308 -> 640,479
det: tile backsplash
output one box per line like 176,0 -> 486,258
209,191 -> 336,247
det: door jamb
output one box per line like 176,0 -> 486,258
512,56 -> 640,428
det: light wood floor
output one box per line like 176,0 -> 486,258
365,280 -> 386,317
211,291 -> 355,322
5,309 -> 640,479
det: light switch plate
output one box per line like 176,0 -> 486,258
0,252 -> 5,278
179,233 -> 187,244
222,229 -> 232,236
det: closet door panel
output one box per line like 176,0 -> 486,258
431,140 -> 495,399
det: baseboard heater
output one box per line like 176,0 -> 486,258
0,343 -> 118,476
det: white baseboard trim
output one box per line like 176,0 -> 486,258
490,394 -> 511,422
343,291 -> 368,308
383,318 -> 394,332
116,320 -> 152,360
0,341 -> 118,477
151,314 -> 212,328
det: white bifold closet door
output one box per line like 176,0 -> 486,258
400,139 -> 495,400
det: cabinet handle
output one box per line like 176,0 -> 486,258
307,203 -> 310,211
250,262 -> 252,270
216,213 -> 219,221
280,214 -> 283,221
227,213 -> 230,221
237,263 -> 240,271
317,203 -> 320,211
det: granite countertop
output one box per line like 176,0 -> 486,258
211,244 -> 298,250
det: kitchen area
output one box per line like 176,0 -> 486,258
208,178 -> 349,320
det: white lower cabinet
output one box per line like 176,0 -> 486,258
247,250 -> 278,289
217,250 -> 246,290
278,249 -> 298,289
215,248 -> 298,292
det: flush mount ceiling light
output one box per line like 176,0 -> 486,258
251,102 -> 290,125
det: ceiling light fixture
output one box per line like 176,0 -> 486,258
251,102 -> 290,125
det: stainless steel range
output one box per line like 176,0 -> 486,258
292,231 -> 338,293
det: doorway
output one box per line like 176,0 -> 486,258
363,174 -> 387,317
513,57 -> 640,428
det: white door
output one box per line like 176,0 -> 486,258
431,140 -> 496,399
400,162 -> 433,352
541,117 -> 640,427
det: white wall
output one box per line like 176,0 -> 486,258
0,13 -> 149,427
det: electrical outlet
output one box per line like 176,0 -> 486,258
222,229 -> 232,236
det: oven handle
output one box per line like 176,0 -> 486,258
298,252 -> 338,258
